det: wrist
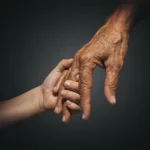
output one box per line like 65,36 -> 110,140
106,0 -> 138,33
105,19 -> 129,40
35,86 -> 45,113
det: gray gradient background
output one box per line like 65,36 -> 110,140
0,0 -> 150,149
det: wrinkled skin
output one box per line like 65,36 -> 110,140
54,22 -> 129,122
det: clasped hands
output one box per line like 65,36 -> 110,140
41,21 -> 129,123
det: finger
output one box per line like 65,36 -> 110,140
76,74 -> 79,81
66,100 -> 81,113
60,90 -> 80,103
60,81 -> 80,120
79,61 -> 96,120
62,100 -> 81,123
54,59 -> 73,72
53,70 -> 68,94
104,66 -> 120,104
52,58 -> 73,94
54,69 -> 71,114
54,93 -> 63,114
62,103 -> 71,123
67,54 -> 80,81
64,80 -> 79,93
60,57 -> 80,120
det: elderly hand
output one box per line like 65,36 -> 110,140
54,20 -> 129,122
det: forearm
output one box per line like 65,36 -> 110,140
107,0 -> 137,32
106,0 -> 150,33
0,86 -> 44,127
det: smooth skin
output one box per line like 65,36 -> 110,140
54,0 -> 150,122
0,59 -> 80,127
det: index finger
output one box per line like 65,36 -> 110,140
79,61 -> 96,120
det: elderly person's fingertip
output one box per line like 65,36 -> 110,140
110,96 -> 116,104
82,113 -> 89,120
62,116 -> 66,122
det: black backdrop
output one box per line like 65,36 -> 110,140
0,0 -> 150,149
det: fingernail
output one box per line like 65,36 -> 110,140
110,96 -> 116,104
62,116 -> 66,122
66,100 -> 71,105
60,90 -> 66,95
53,87 -> 57,92
65,81 -> 70,86
69,58 -> 73,61
54,107 -> 58,113
82,114 -> 86,120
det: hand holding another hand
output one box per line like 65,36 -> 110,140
54,21 -> 129,122
40,59 -> 81,115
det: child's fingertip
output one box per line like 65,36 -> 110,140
62,116 -> 66,122
66,100 -> 72,105
64,81 -> 70,86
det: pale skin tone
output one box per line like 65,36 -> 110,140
54,0 -> 150,122
0,59 -> 80,127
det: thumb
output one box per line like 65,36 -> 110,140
43,59 -> 72,88
54,59 -> 73,73
104,66 -> 120,104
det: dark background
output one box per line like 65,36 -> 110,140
0,0 -> 150,149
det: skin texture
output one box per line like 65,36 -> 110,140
55,23 -> 129,122
41,59 -> 80,112
54,0 -> 141,122
0,59 -> 80,127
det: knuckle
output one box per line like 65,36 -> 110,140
107,55 -> 124,72
80,82 -> 91,92
79,54 -> 88,62
108,82 -> 117,90
113,65 -> 121,72
88,61 -> 96,69
117,59 -> 124,70
75,52 -> 80,58
68,69 -> 79,81
109,61 -> 123,72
